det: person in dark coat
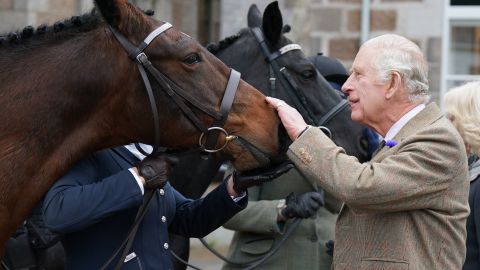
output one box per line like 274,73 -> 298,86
444,81 -> 480,270
42,144 -> 291,270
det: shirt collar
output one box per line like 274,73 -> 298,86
384,104 -> 426,141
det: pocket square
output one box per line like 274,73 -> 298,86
385,140 -> 398,147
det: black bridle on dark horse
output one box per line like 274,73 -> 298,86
100,22 -> 245,270
251,26 -> 349,136
195,27 -> 349,270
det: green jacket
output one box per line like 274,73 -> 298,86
222,168 -> 340,270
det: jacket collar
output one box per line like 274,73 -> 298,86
371,103 -> 442,161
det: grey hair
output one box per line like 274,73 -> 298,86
365,34 -> 430,104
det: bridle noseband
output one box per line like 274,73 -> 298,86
108,22 -> 240,156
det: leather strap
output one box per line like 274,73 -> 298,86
203,69 -> 240,150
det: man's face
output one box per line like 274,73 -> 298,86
341,45 -> 388,129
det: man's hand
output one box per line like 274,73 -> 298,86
232,161 -> 294,194
265,97 -> 308,141
280,192 -> 324,220
135,155 -> 177,190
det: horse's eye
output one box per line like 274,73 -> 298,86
301,70 -> 316,80
183,53 -> 201,65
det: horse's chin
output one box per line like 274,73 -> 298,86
231,152 -> 270,171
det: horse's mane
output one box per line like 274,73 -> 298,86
206,29 -> 248,55
0,10 -> 103,50
0,8 -> 155,50
206,25 -> 292,55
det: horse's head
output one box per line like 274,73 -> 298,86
209,1 -> 370,162
94,0 -> 280,170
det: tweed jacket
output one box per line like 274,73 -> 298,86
222,168 -> 341,270
288,103 -> 470,270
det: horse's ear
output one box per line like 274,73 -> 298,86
262,1 -> 283,46
94,0 -> 127,26
247,4 -> 262,28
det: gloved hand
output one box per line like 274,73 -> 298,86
232,161 -> 294,194
325,240 -> 334,257
281,192 -> 324,219
135,155 -> 177,190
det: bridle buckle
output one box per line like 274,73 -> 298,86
136,52 -> 148,64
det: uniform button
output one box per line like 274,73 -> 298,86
159,189 -> 165,195
161,216 -> 166,223
164,243 -> 169,249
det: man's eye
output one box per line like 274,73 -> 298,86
183,53 -> 201,65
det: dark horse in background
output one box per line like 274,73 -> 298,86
0,0 -> 282,252
168,2 -> 370,269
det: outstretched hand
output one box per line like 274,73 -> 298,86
232,161 -> 295,194
265,97 -> 308,141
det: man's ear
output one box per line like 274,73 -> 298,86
385,72 -> 402,99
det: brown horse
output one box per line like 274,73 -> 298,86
0,0 -> 280,251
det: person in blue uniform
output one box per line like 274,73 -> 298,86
42,144 -> 291,270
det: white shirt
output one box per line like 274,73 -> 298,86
384,104 -> 426,142
125,143 -> 152,195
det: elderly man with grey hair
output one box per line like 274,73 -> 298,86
266,34 -> 470,269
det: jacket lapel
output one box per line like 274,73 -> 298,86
340,103 -> 443,216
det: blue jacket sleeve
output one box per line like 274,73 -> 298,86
168,180 -> 247,238
42,155 -> 143,233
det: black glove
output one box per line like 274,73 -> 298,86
281,192 -> 324,219
136,155 -> 177,190
232,161 -> 294,193
325,240 -> 334,256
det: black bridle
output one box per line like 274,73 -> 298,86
108,22 -> 241,156
251,27 -> 349,137
195,28 -> 350,270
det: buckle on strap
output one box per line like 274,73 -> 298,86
136,52 -> 148,64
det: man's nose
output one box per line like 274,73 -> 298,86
341,77 -> 352,94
